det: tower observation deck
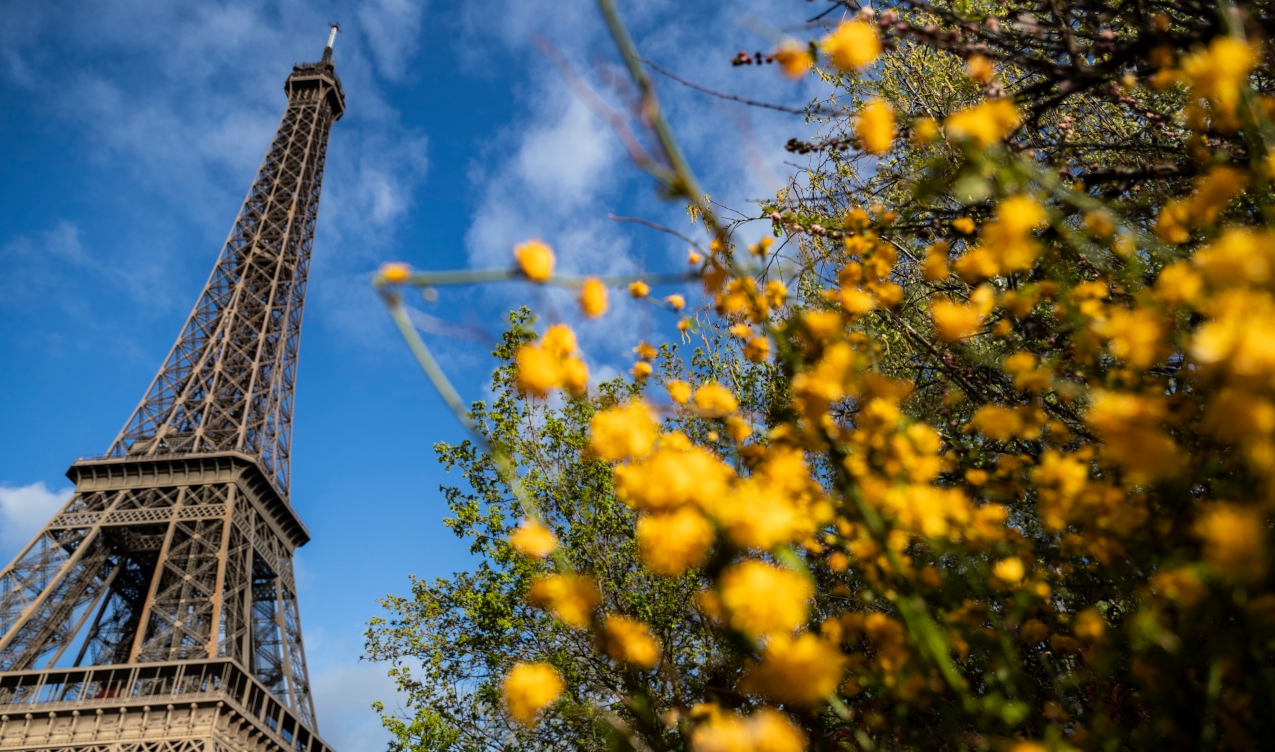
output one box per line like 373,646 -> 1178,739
0,27 -> 344,752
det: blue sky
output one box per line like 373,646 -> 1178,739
0,1 -> 830,748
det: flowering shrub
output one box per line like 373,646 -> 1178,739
369,1 -> 1275,749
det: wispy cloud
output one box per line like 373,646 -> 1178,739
0,482 -> 72,566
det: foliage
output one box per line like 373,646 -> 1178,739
370,0 -> 1275,749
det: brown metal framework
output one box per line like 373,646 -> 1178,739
0,34 -> 343,751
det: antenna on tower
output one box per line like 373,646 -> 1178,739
321,23 -> 341,62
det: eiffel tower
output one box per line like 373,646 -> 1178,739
0,27 -> 344,752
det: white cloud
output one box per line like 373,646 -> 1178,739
310,659 -> 397,752
0,482 -> 72,565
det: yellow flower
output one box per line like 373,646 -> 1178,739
922,242 -> 950,281
694,383 -> 739,417
636,507 -> 716,575
930,298 -> 984,342
635,341 -> 657,360
945,99 -> 1020,147
1155,262 -> 1202,306
629,280 -> 650,298
502,662 -> 563,726
666,379 -> 692,405
741,633 -> 847,705
589,401 -> 658,461
747,709 -> 807,752
599,615 -> 661,667
821,20 -> 880,72
1181,36 -> 1257,119
772,41 -> 811,79
1073,608 -> 1106,642
514,325 -> 588,397
712,477 -> 810,550
510,519 -> 557,559
966,53 -> 995,83
912,116 -> 939,144
992,556 -> 1025,583
952,217 -> 976,234
719,560 -> 812,638
1087,391 -> 1181,484
689,249 -> 704,264
691,712 -> 751,752
579,278 -> 608,318
1195,503 -> 1267,582
856,99 -> 895,155
528,574 -> 601,629
666,294 -> 686,310
633,361 -> 653,379
744,337 -> 770,363
614,440 -> 734,511
379,262 -> 411,283
515,344 -> 564,397
514,240 -> 555,281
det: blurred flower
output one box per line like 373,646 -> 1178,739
579,278 -> 608,317
509,519 -> 557,559
515,240 -> 555,281
600,615 -> 661,667
821,21 -> 881,72
589,401 -> 658,461
502,662 -> 563,726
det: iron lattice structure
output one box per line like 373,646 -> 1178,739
0,32 -> 344,752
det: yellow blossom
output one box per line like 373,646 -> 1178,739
579,278 -> 608,318
952,217 -> 976,234
856,99 -> 895,155
922,242 -> 950,281
515,344 -> 563,397
379,262 -> 411,283
719,560 -> 812,638
635,341 -> 658,360
821,21 -> 880,72
694,383 -> 739,417
748,709 -> 807,752
912,116 -> 940,144
509,519 -> 557,559
1181,36 -> 1257,120
502,662 -> 563,726
744,337 -> 770,362
1073,608 -> 1106,641
633,361 -> 653,379
1195,503 -> 1267,582
930,299 -> 984,341
636,507 -> 716,575
599,615 -> 661,667
528,574 -> 601,629
629,280 -> 650,298
514,240 -> 555,281
666,294 -> 686,310
772,41 -> 811,79
966,54 -> 995,83
1087,391 -> 1181,484
712,476 -> 811,550
945,99 -> 1020,147
993,557 -> 1025,583
666,379 -> 692,405
741,633 -> 847,705
514,325 -> 588,397
614,439 -> 734,511
691,712 -> 751,752
589,401 -> 658,461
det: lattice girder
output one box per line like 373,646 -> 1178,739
0,43 -> 340,751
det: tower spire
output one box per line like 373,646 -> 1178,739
322,23 -> 340,63
0,38 -> 344,752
